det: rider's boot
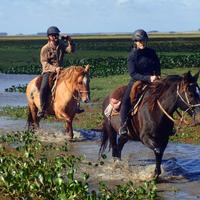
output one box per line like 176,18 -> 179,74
37,73 -> 49,118
37,89 -> 46,118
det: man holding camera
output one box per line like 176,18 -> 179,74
38,26 -> 83,118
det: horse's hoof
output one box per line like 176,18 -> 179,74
151,172 -> 160,182
113,157 -> 121,162
65,135 -> 73,141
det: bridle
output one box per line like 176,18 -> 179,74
73,89 -> 89,101
71,75 -> 90,102
157,83 -> 200,125
176,84 -> 200,113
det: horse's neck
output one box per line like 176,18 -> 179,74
157,83 -> 178,114
61,79 -> 77,95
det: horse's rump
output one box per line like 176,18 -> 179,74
104,81 -> 146,117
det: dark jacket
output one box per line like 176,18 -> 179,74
127,47 -> 160,83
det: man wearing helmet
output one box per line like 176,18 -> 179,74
119,29 -> 161,137
38,26 -> 83,118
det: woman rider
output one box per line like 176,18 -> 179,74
119,29 -> 161,137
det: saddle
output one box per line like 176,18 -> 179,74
104,81 -> 147,118
35,72 -> 57,91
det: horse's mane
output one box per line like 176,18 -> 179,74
145,75 -> 182,110
58,66 -> 85,83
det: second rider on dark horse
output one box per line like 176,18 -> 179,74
38,26 -> 84,118
119,29 -> 160,142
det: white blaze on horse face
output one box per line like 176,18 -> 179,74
79,75 -> 90,103
83,76 -> 87,85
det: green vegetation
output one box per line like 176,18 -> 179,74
0,106 -> 27,119
4,84 -> 27,93
0,131 -> 157,199
0,33 -> 200,76
0,34 -> 200,199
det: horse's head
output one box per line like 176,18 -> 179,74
75,64 -> 90,103
177,71 -> 200,125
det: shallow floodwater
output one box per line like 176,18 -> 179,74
0,117 -> 200,200
0,73 -> 37,106
0,74 -> 200,199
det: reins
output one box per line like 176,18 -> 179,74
157,100 -> 175,122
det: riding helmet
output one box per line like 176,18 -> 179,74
132,29 -> 148,42
47,26 -> 60,36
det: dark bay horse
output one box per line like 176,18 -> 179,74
100,71 -> 200,179
26,65 -> 90,139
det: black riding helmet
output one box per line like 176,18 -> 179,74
47,26 -> 60,36
132,29 -> 148,42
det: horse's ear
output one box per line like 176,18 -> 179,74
194,70 -> 200,82
183,71 -> 192,82
85,64 -> 90,73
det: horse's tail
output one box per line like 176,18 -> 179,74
99,119 -> 110,157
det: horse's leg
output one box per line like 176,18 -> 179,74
65,119 -> 73,140
55,109 -> 74,139
116,135 -> 129,159
153,150 -> 164,179
141,132 -> 169,179
27,103 -> 39,130
153,141 -> 168,179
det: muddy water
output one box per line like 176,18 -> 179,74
0,74 -> 200,199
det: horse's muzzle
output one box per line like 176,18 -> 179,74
83,99 -> 90,103
81,95 -> 90,103
192,110 -> 200,126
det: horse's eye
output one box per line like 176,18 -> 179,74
78,81 -> 83,85
188,87 -> 195,94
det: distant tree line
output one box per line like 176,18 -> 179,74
0,32 -> 8,36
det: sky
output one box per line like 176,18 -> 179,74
0,0 -> 200,35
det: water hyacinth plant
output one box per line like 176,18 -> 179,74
0,131 -> 157,199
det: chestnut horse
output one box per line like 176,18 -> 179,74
26,65 -> 90,139
100,71 -> 200,179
